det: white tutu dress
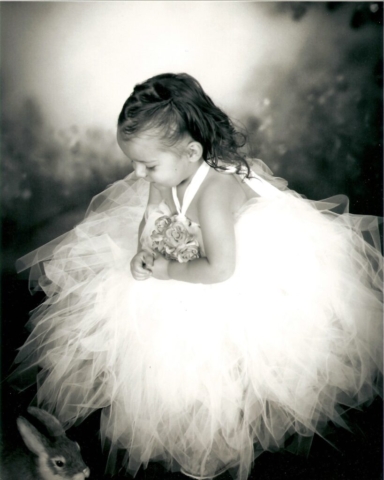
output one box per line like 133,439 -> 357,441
13,159 -> 383,480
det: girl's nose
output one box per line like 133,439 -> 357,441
135,163 -> 147,178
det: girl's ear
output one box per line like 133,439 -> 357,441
186,141 -> 203,163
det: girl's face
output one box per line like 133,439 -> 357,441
117,131 -> 198,188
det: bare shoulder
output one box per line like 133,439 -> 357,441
197,170 -> 247,213
200,169 -> 239,196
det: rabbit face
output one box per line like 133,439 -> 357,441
15,408 -> 91,480
41,437 -> 90,480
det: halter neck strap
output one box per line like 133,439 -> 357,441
243,173 -> 283,198
172,161 -> 211,217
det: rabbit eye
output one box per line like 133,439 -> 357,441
55,460 -> 65,467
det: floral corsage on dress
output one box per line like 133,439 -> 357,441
141,201 -> 202,263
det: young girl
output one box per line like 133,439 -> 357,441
13,73 -> 383,480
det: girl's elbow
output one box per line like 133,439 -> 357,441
211,262 -> 235,283
217,270 -> 234,283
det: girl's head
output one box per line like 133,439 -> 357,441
117,73 -> 250,182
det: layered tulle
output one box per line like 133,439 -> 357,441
11,160 -> 383,480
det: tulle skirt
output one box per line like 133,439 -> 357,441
12,171 -> 383,480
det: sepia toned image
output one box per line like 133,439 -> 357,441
1,2 -> 383,480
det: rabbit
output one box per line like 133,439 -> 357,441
1,407 -> 91,480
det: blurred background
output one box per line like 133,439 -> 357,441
1,2 -> 383,479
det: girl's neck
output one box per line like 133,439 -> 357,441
178,159 -> 205,190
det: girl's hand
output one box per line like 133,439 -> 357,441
130,250 -> 155,281
152,254 -> 170,280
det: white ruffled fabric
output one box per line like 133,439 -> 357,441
12,159 -> 383,480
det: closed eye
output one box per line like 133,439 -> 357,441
131,160 -> 156,171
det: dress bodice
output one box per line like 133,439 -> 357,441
141,161 -> 283,261
171,161 -> 212,219
171,161 -> 283,220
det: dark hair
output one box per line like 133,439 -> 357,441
117,73 -> 251,177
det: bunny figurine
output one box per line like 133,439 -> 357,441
1,407 -> 90,480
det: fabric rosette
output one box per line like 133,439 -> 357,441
174,240 -> 200,263
149,214 -> 200,263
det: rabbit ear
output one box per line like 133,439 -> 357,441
17,416 -> 50,456
27,407 -> 65,437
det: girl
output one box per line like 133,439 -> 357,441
13,73 -> 383,480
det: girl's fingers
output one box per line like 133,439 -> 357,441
133,267 -> 153,280
143,252 -> 155,269
131,252 -> 155,279
134,274 -> 148,280
135,276 -> 150,281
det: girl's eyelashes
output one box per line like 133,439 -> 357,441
131,160 -> 156,171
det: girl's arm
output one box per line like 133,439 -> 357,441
168,180 -> 236,284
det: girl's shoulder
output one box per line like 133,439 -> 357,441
197,168 -> 257,213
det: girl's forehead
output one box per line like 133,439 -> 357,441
118,133 -> 165,160
118,130 -> 190,160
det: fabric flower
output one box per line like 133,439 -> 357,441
171,214 -> 201,237
163,243 -> 176,257
150,232 -> 166,254
154,215 -> 172,234
175,241 -> 200,263
148,212 -> 201,263
163,221 -> 191,249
